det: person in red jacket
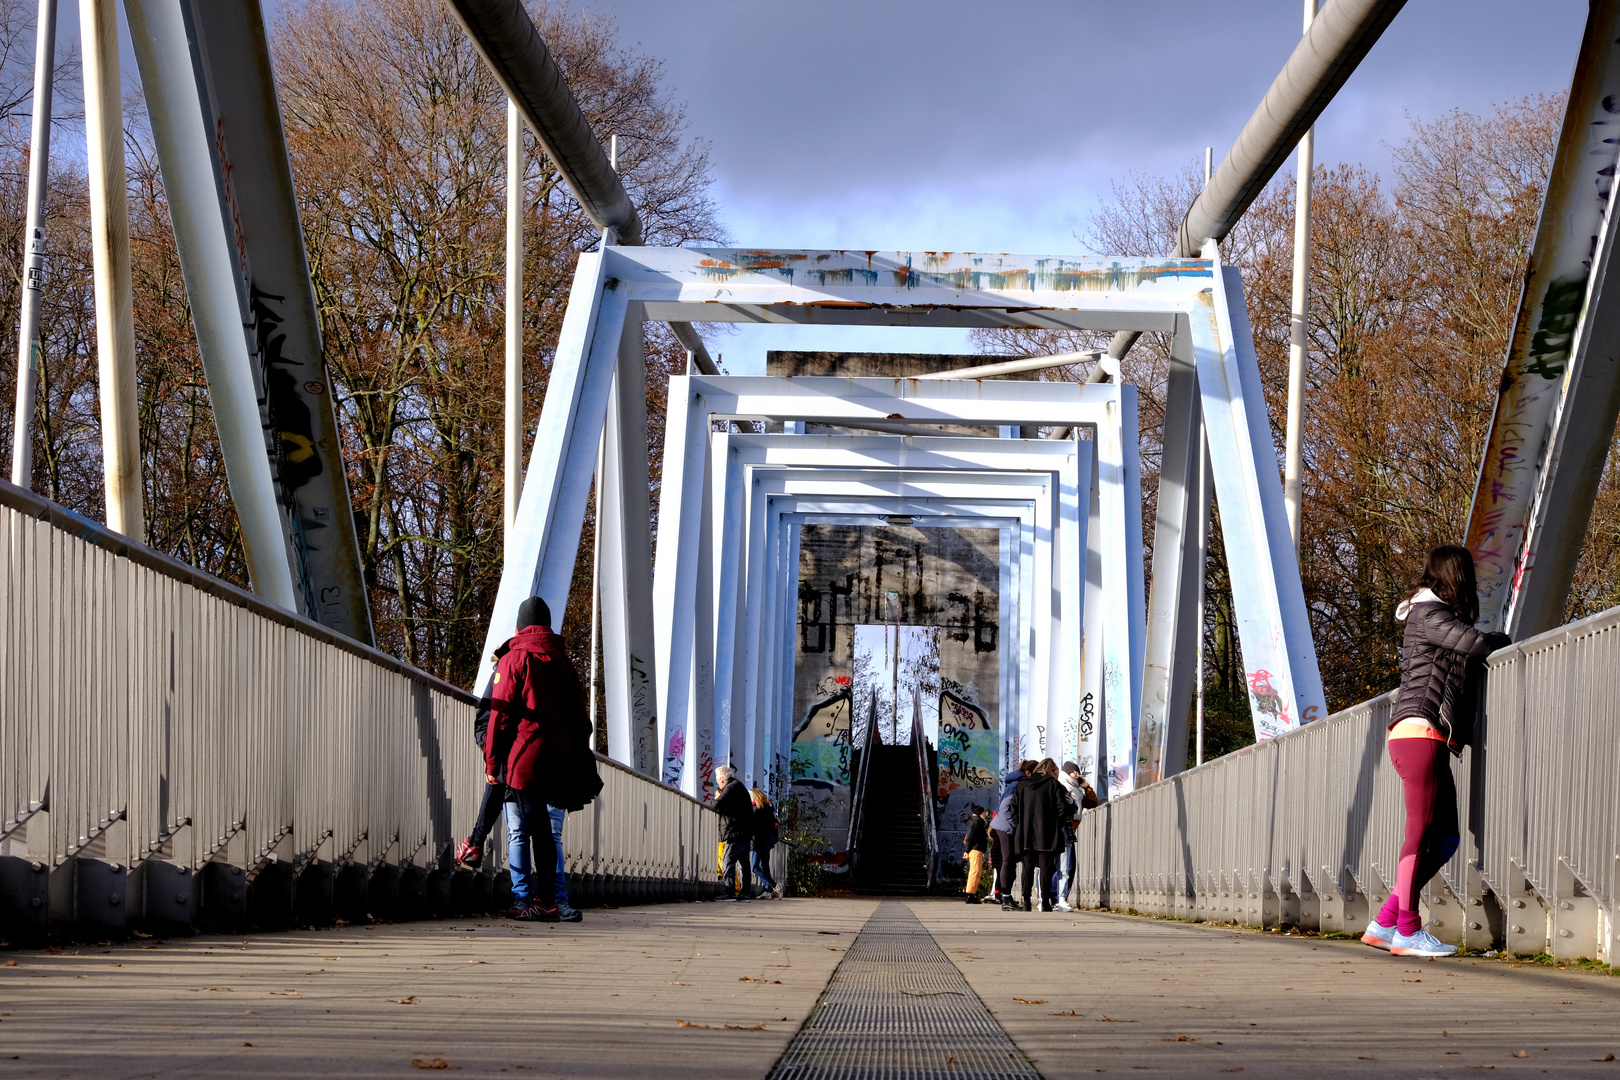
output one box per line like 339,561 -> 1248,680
484,596 -> 596,921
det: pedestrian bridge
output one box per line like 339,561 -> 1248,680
4,5 -> 1620,1068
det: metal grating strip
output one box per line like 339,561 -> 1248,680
767,900 -> 1039,1080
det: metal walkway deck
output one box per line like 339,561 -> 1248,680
3,898 -> 1616,1079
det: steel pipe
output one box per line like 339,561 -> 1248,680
442,0 -> 642,245
81,0 -> 142,538
8,0 -> 57,489
913,350 -> 1101,381
1097,0 -> 1406,373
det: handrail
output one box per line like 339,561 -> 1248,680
911,687 -> 937,886
1071,601 -> 1620,962
0,478 -> 722,935
845,693 -> 880,857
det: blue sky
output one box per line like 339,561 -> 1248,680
575,1 -> 1589,371
62,1 -> 1592,373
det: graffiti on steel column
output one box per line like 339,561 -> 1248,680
631,651 -> 656,775
662,726 -> 685,787
1246,668 -> 1291,739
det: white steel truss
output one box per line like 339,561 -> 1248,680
480,245 -> 1324,803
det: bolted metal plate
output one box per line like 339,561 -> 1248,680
767,900 -> 1038,1080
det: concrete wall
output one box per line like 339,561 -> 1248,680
790,523 -> 1001,882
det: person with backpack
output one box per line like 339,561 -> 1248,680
480,596 -> 602,921
1360,546 -> 1508,958
750,788 -> 780,898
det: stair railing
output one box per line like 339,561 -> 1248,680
845,693 -> 880,870
910,683 -> 937,888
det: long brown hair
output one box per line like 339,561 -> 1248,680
1420,544 -> 1480,624
1036,757 -> 1060,779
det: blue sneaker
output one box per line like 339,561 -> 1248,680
1390,928 -> 1457,958
1360,921 -> 1396,950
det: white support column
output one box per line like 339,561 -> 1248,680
504,98 -> 523,542
1283,0 -> 1318,551
599,306 -> 658,775
1078,445 -> 1104,786
9,0 -> 57,489
127,0 -> 298,602
1192,267 -> 1327,736
475,249 -> 620,696
82,0 -> 142,538
1139,315 -> 1203,783
1097,384 -> 1140,795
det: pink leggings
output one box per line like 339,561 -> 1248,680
1375,736 -> 1460,936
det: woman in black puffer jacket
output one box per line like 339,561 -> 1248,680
1362,545 -> 1508,960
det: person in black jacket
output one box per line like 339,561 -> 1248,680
1011,759 -> 1069,911
712,766 -> 754,900
1362,545 -> 1508,959
961,805 -> 990,903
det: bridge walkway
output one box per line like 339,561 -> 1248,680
3,898 -> 1615,1079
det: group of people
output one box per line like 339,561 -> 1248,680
963,758 -> 1097,911
467,543 -> 1502,959
711,766 -> 782,900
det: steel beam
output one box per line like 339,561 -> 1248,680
441,0 -> 641,244
174,0 -> 374,639
1189,263 -> 1327,737
1140,315 -> 1204,783
1466,0 -> 1620,637
598,310 -> 658,773
475,250 -> 621,694
1101,0 -> 1407,366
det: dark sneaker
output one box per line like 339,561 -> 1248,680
455,837 -> 482,868
556,904 -> 584,923
510,902 -> 560,922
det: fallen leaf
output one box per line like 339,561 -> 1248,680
1050,1010 -> 1081,1017
410,1059 -> 457,1070
1593,1054 -> 1615,1062
676,1019 -> 768,1031
1013,998 -> 1046,1005
1512,1051 -> 1530,1058
1164,1036 -> 1195,1042
242,1042 -> 253,1048
738,977 -> 781,984
1097,1016 -> 1138,1023
1557,1001 -> 1573,1005
1219,1070 -> 1244,1074
2,961 -> 14,967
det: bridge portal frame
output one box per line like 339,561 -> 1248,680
480,246 -> 1324,801
754,497 -> 1035,802
711,434 -> 1101,789
739,475 -> 1063,801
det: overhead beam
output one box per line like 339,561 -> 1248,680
1095,0 -> 1407,375
442,0 -> 641,245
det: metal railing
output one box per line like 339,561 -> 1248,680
1072,603 -> 1620,964
0,478 -> 721,935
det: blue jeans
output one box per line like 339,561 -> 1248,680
1053,839 -> 1075,905
548,806 -> 569,906
503,788 -> 556,907
751,846 -> 775,892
